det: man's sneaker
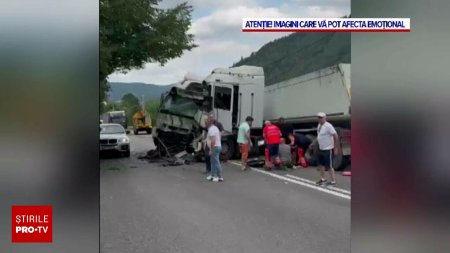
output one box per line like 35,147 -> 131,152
212,177 -> 219,182
316,179 -> 327,185
326,181 -> 337,186
219,178 -> 224,182
206,175 -> 213,181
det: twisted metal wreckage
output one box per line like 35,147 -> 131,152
140,74 -> 212,166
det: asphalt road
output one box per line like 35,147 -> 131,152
100,134 -> 350,253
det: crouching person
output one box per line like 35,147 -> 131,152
277,138 -> 293,170
289,133 -> 311,168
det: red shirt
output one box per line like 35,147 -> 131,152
263,124 -> 281,144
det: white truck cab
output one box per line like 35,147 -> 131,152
204,65 -> 265,132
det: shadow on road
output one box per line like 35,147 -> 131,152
100,151 -> 130,160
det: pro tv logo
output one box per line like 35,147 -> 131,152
12,206 -> 52,243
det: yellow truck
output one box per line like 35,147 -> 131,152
132,111 -> 152,135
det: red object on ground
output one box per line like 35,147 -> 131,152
297,148 -> 308,168
342,171 -> 351,176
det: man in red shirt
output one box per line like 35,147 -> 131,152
263,120 -> 282,169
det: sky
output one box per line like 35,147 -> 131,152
108,0 -> 350,85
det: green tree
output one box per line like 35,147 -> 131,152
145,99 -> 160,126
100,0 -> 197,110
121,93 -> 141,123
103,101 -> 123,112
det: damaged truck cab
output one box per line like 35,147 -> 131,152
151,64 -> 351,169
151,66 -> 265,160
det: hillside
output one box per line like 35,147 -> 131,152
233,32 -> 350,86
107,82 -> 173,102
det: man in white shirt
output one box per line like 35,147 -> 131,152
314,112 -> 340,186
203,115 -> 224,174
206,117 -> 223,182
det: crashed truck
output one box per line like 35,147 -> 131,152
150,64 -> 351,170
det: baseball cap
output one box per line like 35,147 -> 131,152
317,112 -> 326,118
245,116 -> 254,121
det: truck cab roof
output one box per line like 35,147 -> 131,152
210,65 -> 264,77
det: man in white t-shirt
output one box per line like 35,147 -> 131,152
203,115 -> 224,174
313,112 -> 340,186
206,117 -> 223,182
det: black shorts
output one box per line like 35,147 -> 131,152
267,144 -> 279,157
318,149 -> 334,170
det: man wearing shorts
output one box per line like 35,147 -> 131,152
237,116 -> 253,170
263,120 -> 282,169
314,112 -> 340,186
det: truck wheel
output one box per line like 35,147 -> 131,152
124,150 -> 130,157
146,128 -> 152,134
305,135 -> 319,166
332,146 -> 350,171
134,130 -> 138,135
305,134 -> 316,143
305,148 -> 318,166
220,140 -> 235,161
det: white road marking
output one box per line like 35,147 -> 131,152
284,174 -> 351,195
228,161 -> 350,200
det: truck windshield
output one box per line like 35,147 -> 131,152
160,95 -> 199,118
110,117 -> 126,123
109,111 -> 125,117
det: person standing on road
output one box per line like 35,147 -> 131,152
314,112 -> 340,186
206,117 -> 223,182
278,117 -> 294,144
204,115 -> 224,174
237,116 -> 254,171
263,120 -> 282,170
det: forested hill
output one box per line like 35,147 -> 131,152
233,32 -> 350,86
107,82 -> 172,102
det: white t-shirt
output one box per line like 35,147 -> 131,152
317,122 -> 337,150
207,125 -> 221,148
